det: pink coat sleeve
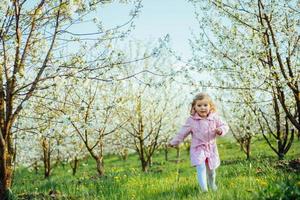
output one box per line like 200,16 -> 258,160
215,115 -> 229,136
170,118 -> 192,145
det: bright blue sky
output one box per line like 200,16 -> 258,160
23,0 -> 198,60
99,0 -> 198,59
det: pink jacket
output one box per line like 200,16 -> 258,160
170,112 -> 229,169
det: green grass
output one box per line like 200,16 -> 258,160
12,137 -> 300,200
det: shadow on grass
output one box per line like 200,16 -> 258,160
273,158 -> 300,173
221,159 -> 247,166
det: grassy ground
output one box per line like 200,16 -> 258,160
12,136 -> 300,200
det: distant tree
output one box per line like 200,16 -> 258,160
115,43 -> 182,172
254,94 -> 294,160
59,78 -> 126,176
227,108 -> 257,160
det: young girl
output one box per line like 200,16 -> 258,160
169,92 -> 229,192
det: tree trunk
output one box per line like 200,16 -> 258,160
149,156 -> 152,167
278,152 -> 285,160
34,161 -> 39,174
121,148 -> 128,161
96,157 -> 104,176
0,143 -> 13,200
246,139 -> 251,160
239,139 -> 244,151
141,160 -> 149,172
42,138 -> 51,178
164,145 -> 168,161
71,156 -> 78,176
0,123 -> 15,200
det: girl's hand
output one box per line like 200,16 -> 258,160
215,128 -> 223,135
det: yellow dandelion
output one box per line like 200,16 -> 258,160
131,194 -> 136,200
256,178 -> 268,187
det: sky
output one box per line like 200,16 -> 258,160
95,0 -> 203,106
98,0 -> 198,60
20,0 -> 210,96
96,0 -> 212,97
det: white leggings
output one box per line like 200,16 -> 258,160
196,161 -> 217,192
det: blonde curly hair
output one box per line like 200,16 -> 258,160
190,92 -> 216,115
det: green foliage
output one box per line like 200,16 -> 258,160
257,179 -> 300,200
12,138 -> 300,199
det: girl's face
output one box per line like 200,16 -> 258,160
194,99 -> 211,118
